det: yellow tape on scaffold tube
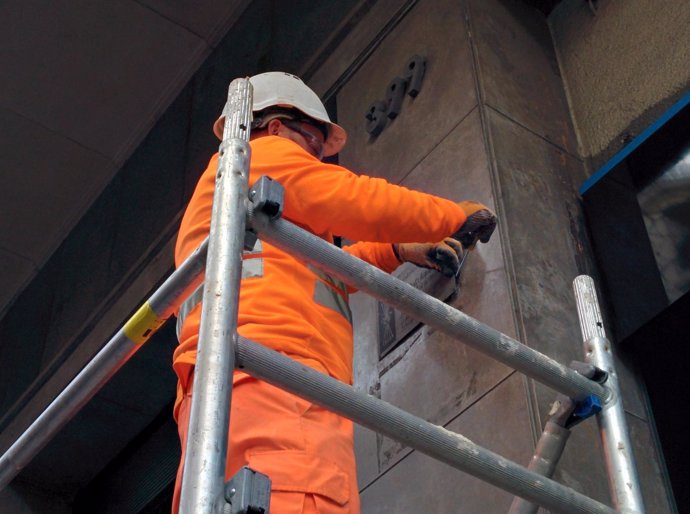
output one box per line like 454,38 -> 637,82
123,302 -> 165,345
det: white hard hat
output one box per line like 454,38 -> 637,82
213,71 -> 347,156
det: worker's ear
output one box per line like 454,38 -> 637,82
267,118 -> 283,136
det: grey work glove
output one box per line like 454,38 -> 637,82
393,238 -> 464,277
454,201 -> 497,248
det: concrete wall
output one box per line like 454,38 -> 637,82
0,481 -> 70,514
550,0 -> 690,167
310,0 -> 674,511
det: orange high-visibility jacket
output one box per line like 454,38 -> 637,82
173,135 -> 466,415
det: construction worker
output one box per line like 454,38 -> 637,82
172,71 -> 497,513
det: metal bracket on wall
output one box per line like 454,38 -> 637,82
364,54 -> 427,136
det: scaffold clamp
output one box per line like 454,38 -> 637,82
224,466 -> 271,514
250,176 -> 284,219
245,176 -> 285,250
565,394 -> 603,429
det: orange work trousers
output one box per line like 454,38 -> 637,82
172,371 -> 360,514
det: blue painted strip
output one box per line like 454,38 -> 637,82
580,90 -> 690,195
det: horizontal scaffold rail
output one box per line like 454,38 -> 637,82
236,336 -> 616,514
248,208 -> 608,403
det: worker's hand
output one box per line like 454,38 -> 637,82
454,201 -> 497,248
393,238 -> 464,277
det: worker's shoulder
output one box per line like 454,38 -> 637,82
250,136 -> 354,178
250,136 -> 327,166
250,135 -> 292,150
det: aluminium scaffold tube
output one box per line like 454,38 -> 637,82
0,237 -> 209,491
249,209 -> 609,403
235,335 -> 616,514
508,421 -> 572,514
178,78 -> 253,514
574,276 -> 645,514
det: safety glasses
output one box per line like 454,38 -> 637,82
282,120 -> 326,160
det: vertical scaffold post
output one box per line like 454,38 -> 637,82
573,275 -> 646,514
179,78 -> 253,514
